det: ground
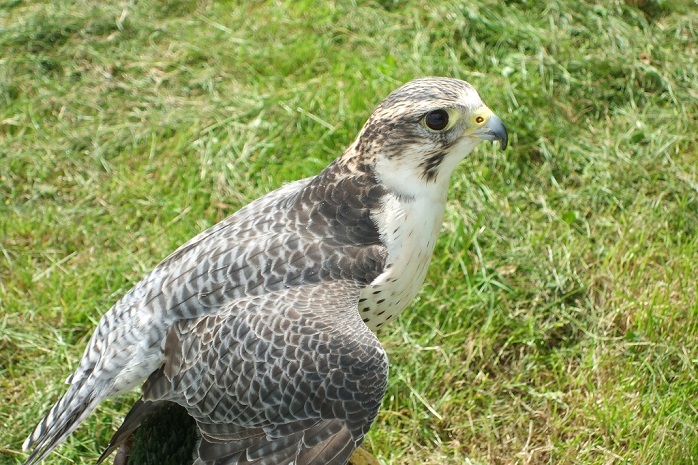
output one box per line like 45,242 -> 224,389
1,0 -> 697,464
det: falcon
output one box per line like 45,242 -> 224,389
23,77 -> 508,465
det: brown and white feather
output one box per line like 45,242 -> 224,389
23,77 -> 507,465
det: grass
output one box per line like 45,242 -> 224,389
1,0 -> 697,463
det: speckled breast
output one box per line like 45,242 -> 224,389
358,193 -> 446,331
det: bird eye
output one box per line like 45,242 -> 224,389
424,109 -> 450,131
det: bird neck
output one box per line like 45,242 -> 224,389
372,156 -> 450,204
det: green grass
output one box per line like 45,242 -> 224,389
1,0 -> 697,463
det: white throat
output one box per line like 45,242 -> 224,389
357,190 -> 448,330
356,136 -> 481,330
373,137 -> 480,201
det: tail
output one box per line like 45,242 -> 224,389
22,380 -> 107,465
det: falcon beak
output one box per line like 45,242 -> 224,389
474,113 -> 508,150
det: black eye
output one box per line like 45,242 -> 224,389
425,109 -> 449,131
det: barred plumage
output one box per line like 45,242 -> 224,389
23,77 -> 507,465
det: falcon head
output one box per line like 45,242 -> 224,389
352,77 -> 508,198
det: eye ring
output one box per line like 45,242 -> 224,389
424,109 -> 450,131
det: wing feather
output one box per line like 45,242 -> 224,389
136,281 -> 388,465
25,166 -> 389,465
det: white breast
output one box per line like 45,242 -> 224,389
359,192 -> 447,330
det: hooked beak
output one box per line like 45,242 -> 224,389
474,113 -> 508,150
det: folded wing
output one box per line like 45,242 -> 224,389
102,281 -> 389,465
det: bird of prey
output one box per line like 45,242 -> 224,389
23,77 -> 508,465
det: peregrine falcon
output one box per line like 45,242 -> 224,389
23,77 -> 508,465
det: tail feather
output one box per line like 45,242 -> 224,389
23,381 -> 106,465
